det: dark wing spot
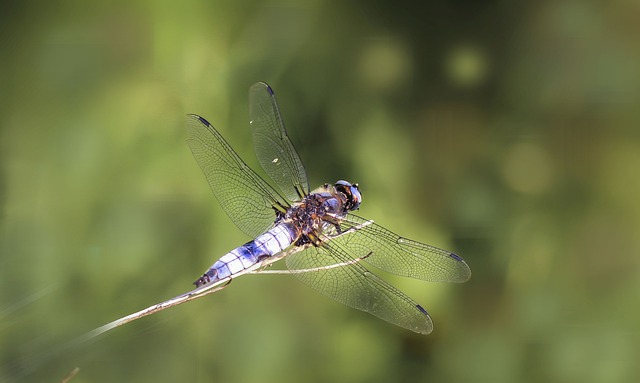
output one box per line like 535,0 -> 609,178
264,83 -> 275,95
195,115 -> 211,126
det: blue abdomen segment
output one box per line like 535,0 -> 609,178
195,223 -> 296,286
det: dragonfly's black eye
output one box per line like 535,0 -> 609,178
335,180 -> 362,211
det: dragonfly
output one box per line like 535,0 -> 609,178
185,82 -> 471,334
80,82 -> 470,342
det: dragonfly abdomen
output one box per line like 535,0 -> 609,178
194,223 -> 297,287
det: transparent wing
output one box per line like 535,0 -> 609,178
285,234 -> 434,334
339,214 -> 472,283
249,82 -> 309,201
186,114 -> 288,238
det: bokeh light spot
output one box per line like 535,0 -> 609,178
357,39 -> 412,90
445,44 -> 488,88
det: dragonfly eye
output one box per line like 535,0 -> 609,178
335,180 -> 362,211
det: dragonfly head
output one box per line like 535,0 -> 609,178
335,180 -> 362,212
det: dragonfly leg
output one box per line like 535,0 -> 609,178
322,215 -> 343,234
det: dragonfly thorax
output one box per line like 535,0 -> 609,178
283,181 -> 361,246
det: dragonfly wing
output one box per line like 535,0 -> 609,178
339,214 -> 471,283
285,237 -> 434,334
249,82 -> 309,201
186,114 -> 288,238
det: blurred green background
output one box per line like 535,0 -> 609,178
1,1 -> 639,382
